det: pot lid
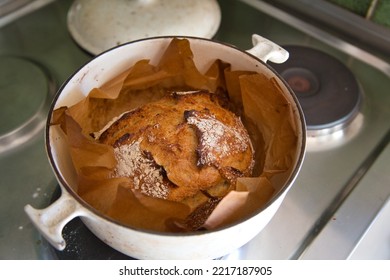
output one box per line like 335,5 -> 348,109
67,0 -> 221,55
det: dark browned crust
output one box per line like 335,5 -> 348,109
99,91 -> 254,202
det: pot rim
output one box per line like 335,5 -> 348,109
45,35 -> 306,237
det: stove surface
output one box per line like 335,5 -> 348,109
0,0 -> 389,260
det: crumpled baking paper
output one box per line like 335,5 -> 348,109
51,38 -> 298,232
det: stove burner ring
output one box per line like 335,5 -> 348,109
0,56 -> 56,153
271,46 -> 362,137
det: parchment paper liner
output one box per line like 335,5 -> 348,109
52,38 -> 298,232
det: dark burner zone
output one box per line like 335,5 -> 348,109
270,46 -> 362,132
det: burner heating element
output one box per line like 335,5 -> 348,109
270,46 -> 363,143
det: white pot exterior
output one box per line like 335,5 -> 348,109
80,193 -> 286,259
25,35 -> 306,260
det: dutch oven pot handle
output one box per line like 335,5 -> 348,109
24,187 -> 86,250
246,34 -> 289,63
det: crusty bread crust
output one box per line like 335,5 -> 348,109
99,91 -> 254,202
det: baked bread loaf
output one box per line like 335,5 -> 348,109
98,90 -> 254,203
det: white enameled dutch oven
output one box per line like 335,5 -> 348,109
25,35 -> 306,260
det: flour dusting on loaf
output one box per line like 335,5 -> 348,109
113,139 -> 169,199
185,110 -> 250,167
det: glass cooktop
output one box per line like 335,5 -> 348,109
0,0 -> 389,259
